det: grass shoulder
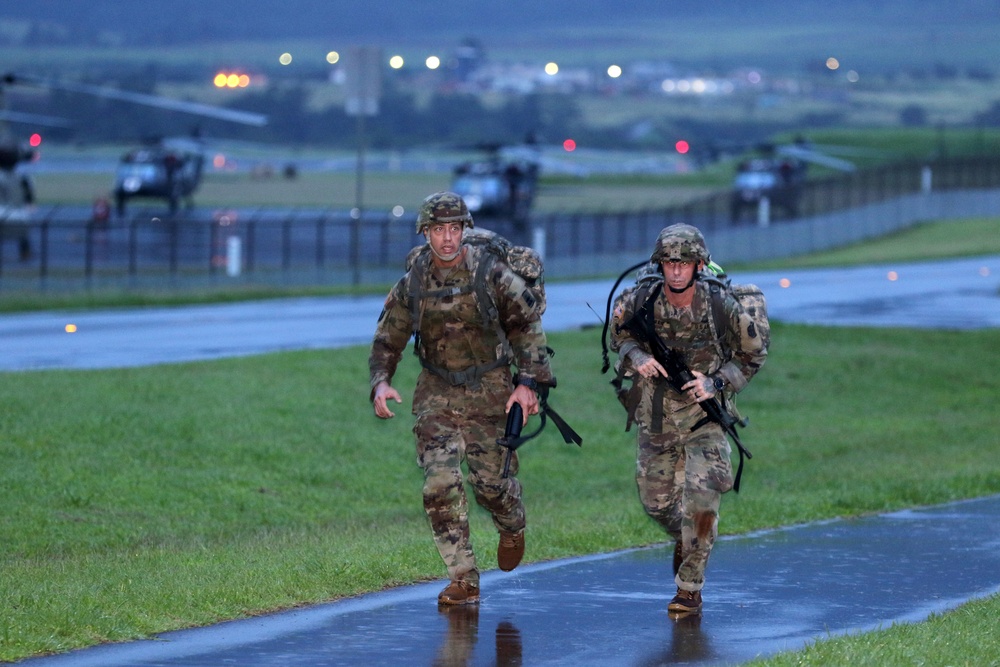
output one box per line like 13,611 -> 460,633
3,216 -> 997,314
738,217 -> 1000,270
1,324 -> 999,661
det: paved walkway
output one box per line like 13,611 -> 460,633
6,256 -> 1000,665
18,495 -> 1000,666
1,256 -> 998,371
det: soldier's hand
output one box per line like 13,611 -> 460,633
634,354 -> 667,379
373,381 -> 403,419
682,370 -> 715,402
507,384 -> 539,426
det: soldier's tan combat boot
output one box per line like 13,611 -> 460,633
437,580 -> 480,606
668,588 -> 702,615
497,530 -> 525,572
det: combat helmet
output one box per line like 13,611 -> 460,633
416,191 -> 474,233
650,223 -> 709,264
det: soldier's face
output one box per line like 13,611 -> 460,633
661,260 -> 699,291
426,222 -> 464,265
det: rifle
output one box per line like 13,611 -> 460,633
617,287 -> 753,492
498,402 -> 524,478
497,380 -> 583,479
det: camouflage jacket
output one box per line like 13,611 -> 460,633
369,244 -> 552,415
610,278 -> 768,427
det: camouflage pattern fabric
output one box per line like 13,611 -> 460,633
610,276 -> 768,592
371,243 -> 552,395
416,191 -> 474,232
415,404 -> 524,586
369,241 -> 551,584
649,223 -> 709,264
636,412 -> 731,592
405,228 -> 547,317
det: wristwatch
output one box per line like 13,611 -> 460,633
711,375 -> 725,392
517,377 -> 538,390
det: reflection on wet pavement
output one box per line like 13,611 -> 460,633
17,495 -> 1000,667
3,256 -> 998,372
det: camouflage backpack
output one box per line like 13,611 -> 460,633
404,227 -> 546,368
701,262 -> 770,361
600,259 -> 770,375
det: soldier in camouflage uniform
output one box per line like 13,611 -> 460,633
610,223 -> 768,616
369,191 -> 553,606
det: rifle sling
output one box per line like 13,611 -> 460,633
634,295 -> 752,493
498,394 -> 583,452
651,381 -> 667,433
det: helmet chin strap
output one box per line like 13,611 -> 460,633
667,274 -> 697,294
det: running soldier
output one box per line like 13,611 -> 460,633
610,224 -> 769,615
369,191 -> 554,606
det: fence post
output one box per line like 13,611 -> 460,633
316,212 -> 327,269
532,225 -> 546,261
39,218 -> 49,286
246,219 -> 257,275
226,236 -> 242,277
282,214 -> 293,273
128,217 -> 138,281
756,197 -> 771,227
349,209 -> 361,285
84,220 -> 95,285
921,165 -> 933,194
169,219 -> 179,279
208,219 -> 218,276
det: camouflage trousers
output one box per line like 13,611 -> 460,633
414,408 -> 526,587
635,403 -> 733,593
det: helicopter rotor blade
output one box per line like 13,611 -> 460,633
777,144 -> 856,172
0,110 -> 73,128
7,74 -> 268,127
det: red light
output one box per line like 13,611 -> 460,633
675,140 -> 689,154
563,139 -> 577,152
29,133 -> 42,147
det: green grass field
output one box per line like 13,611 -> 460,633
31,168 -> 715,213
1,219 -> 999,663
31,127 -> 1000,213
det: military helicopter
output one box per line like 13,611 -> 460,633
0,76 -> 78,259
450,140 -> 540,222
113,135 -> 206,216
729,137 -> 857,222
0,138 -> 42,260
1,72 -> 267,222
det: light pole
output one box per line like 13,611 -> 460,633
344,46 -> 382,284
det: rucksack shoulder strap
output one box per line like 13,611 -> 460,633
472,245 -> 513,358
700,274 -> 732,358
406,250 -> 429,355
635,278 -> 662,334
407,248 -> 477,353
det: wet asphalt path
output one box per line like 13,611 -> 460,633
5,255 -> 1000,665
1,255 -> 998,372
16,495 -> 1000,666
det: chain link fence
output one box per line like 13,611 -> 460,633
2,156 -> 999,292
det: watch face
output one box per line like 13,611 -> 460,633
713,377 -> 725,390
